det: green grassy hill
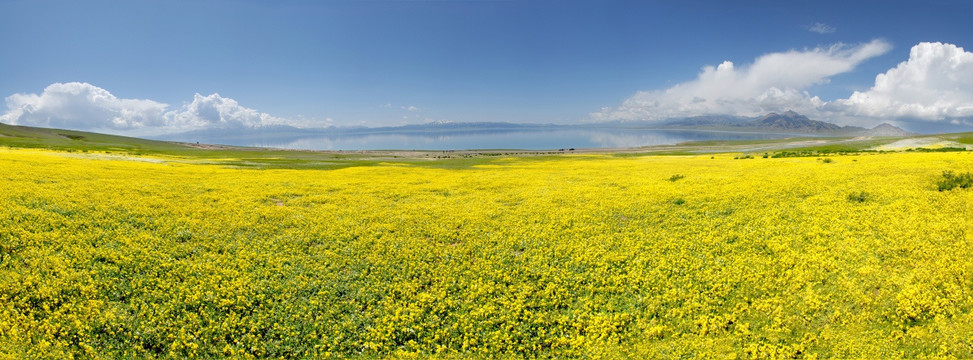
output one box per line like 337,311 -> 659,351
0,123 -> 193,154
0,123 -> 477,169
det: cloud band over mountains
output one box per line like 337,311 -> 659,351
591,40 -> 892,122
593,40 -> 973,126
2,41 -> 972,135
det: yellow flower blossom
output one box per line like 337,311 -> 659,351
0,148 -> 971,358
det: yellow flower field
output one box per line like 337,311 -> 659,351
1,148 -> 972,358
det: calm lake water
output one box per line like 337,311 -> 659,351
207,128 -> 802,151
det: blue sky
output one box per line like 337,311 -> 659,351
1,0 -> 972,135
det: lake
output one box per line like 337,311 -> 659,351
197,128 -> 805,151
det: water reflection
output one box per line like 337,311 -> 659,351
227,128 -> 799,151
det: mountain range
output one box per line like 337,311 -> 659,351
64,110 -> 917,143
652,111 -> 915,136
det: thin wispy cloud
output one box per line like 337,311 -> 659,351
808,22 -> 836,34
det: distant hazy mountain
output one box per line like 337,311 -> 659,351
662,115 -> 749,127
342,121 -> 559,134
153,125 -> 329,143
862,123 -> 916,136
152,112 -> 915,144
152,121 -> 562,144
656,110 -> 913,136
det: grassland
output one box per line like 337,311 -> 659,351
2,126 -> 973,358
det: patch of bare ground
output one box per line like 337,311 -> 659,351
871,137 -> 973,151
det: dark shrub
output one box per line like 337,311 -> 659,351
938,171 -> 973,191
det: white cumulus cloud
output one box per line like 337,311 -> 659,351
0,82 -> 297,135
0,82 -> 169,131
592,39 -> 892,122
168,93 -> 289,130
832,42 -> 973,122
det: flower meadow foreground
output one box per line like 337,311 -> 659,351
1,148 -> 972,358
